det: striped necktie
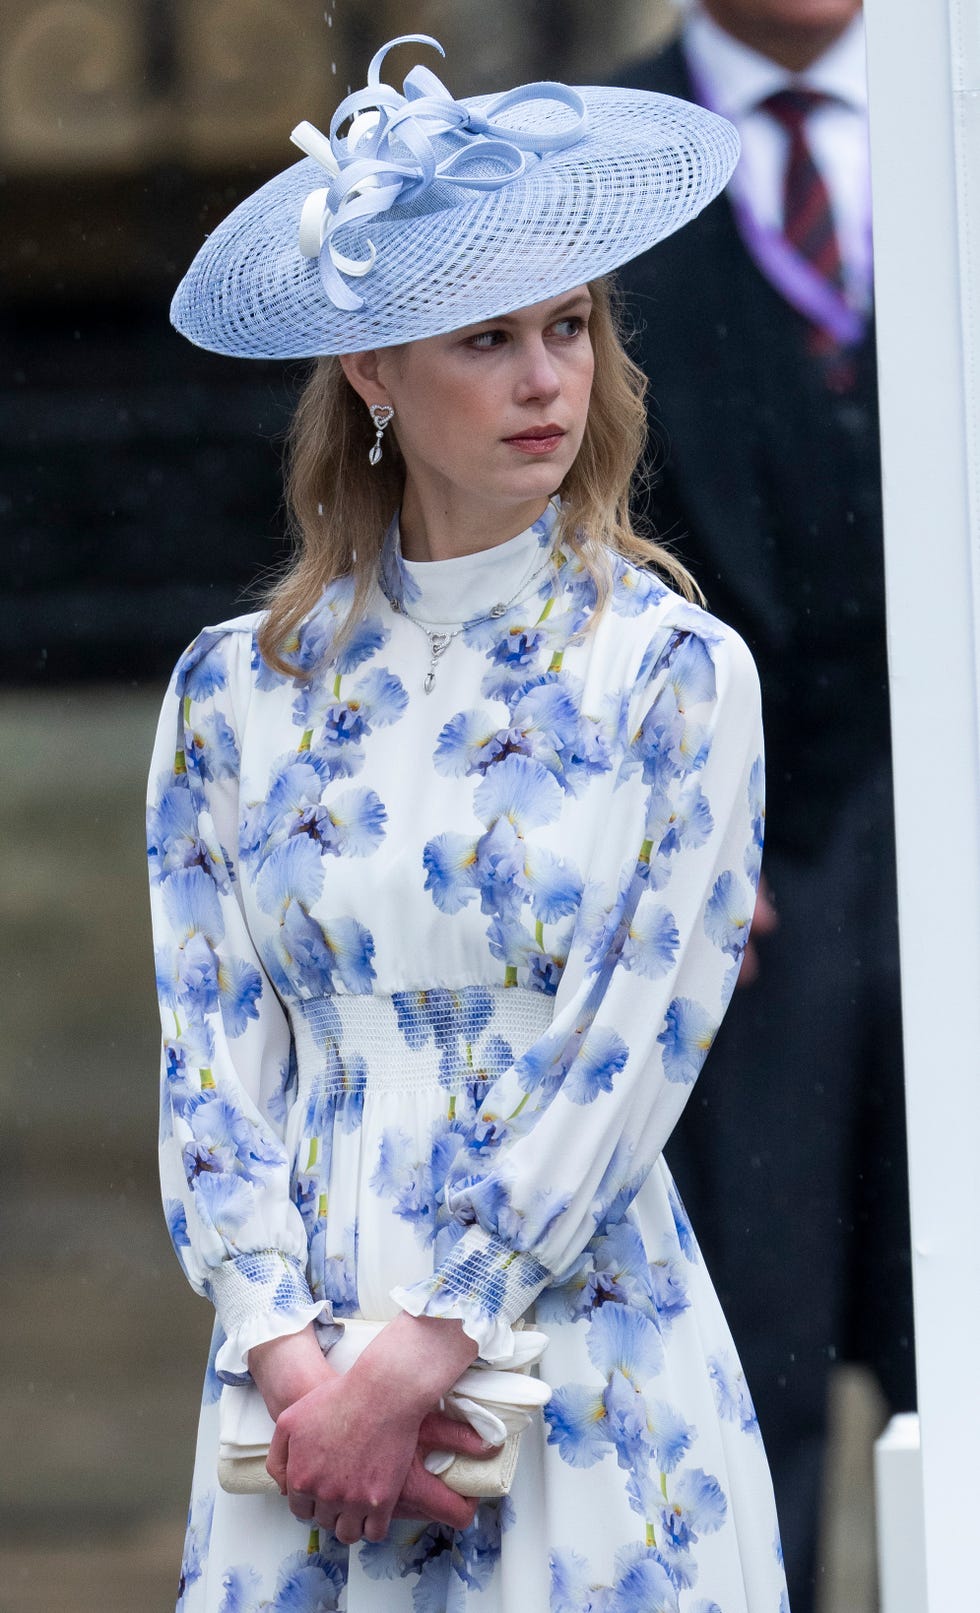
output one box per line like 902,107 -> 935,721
762,87 -> 843,289
761,87 -> 855,388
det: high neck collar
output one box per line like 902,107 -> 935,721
378,501 -> 561,626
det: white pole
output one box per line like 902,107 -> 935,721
864,0 -> 980,1602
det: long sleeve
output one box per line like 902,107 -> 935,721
392,617 -> 765,1359
148,623 -> 327,1379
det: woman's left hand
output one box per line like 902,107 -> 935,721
266,1312 -> 481,1543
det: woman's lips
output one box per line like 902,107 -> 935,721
503,426 -> 566,455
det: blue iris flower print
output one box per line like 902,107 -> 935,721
391,986 -> 502,1084
176,1491 -> 214,1609
513,1020 -> 628,1107
587,1302 -> 665,1386
473,753 -> 563,832
609,1552 -> 679,1613
643,1397 -> 696,1474
180,640 -> 229,702
359,1513 -> 497,1607
294,787 -> 387,859
371,1119 -> 468,1245
648,779 -> 714,860
162,865 -> 223,950
184,710 -> 240,783
296,658 -> 408,748
422,832 -> 479,915
433,708 -> 500,775
625,696 -> 707,795
358,1516 -> 459,1587
587,1140 -> 646,1232
254,837 -> 375,996
165,1196 -> 190,1250
158,868 -> 265,1033
665,1190 -> 697,1275
611,556 -> 667,618
315,663 -> 407,738
649,1254 -> 690,1329
267,1545 -> 346,1611
663,631 -> 717,710
549,1548 -> 612,1613
552,1545 -> 685,1613
657,998 -> 717,1084
147,778 -> 210,882
317,1223 -> 359,1314
275,575 -> 357,678
265,1053 -> 297,1129
523,846 -> 584,923
657,1468 -> 727,1557
192,1170 -> 257,1237
539,1219 -> 660,1322
216,1564 -> 260,1613
460,1177 -> 570,1252
217,954 -> 262,1037
621,901 -> 680,978
621,630 -> 717,794
704,870 -> 753,960
564,1024 -> 629,1105
182,1092 -> 282,1183
545,1382 -> 610,1467
456,1496 -> 513,1588
331,614 -> 389,675
709,1350 -> 760,1437
503,679 -> 581,770
161,1022 -> 215,1114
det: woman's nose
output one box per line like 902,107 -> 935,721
514,340 -> 561,402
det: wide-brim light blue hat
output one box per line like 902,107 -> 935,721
171,33 -> 739,359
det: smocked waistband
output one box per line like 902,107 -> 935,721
290,986 -> 555,1096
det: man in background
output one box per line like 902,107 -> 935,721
619,4 -> 915,1609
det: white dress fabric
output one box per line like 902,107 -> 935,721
148,503 -> 789,1613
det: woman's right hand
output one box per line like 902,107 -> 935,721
266,1374 -> 493,1541
252,1322 -> 495,1540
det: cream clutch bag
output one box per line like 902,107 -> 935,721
217,1319 -> 551,1500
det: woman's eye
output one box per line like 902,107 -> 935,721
468,329 -> 506,350
552,316 -> 586,339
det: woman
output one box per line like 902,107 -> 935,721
150,34 -> 789,1613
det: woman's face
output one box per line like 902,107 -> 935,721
354,286 -> 595,529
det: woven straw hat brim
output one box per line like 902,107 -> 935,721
171,87 -> 738,359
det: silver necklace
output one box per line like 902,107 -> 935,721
386,549 -> 556,693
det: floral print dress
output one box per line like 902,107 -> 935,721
148,502 -> 789,1613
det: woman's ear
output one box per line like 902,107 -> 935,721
338,349 -> 389,409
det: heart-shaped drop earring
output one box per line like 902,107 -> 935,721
368,403 -> 395,466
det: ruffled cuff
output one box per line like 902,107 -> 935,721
391,1225 -> 551,1365
207,1250 -> 329,1381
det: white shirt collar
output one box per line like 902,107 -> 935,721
684,7 -> 868,117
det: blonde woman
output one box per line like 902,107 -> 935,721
149,35 -> 788,1613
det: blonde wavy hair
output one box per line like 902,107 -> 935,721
258,277 -> 698,676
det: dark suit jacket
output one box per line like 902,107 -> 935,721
618,41 -> 891,859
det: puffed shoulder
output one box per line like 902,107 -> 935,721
170,612 -> 264,705
603,554 -> 761,724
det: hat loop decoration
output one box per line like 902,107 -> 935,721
289,34 -> 589,313
170,34 -> 741,358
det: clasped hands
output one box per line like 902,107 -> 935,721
249,1312 -> 491,1545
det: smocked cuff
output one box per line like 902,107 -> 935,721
391,1225 -> 551,1365
207,1250 -> 329,1381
